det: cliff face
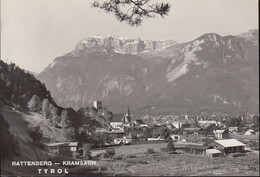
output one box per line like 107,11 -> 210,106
71,35 -> 177,56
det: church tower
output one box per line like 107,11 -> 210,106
123,105 -> 131,124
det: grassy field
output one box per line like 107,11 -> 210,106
97,142 -> 259,176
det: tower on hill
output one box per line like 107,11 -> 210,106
93,101 -> 102,110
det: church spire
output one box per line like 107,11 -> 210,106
123,105 -> 131,124
127,105 -> 130,117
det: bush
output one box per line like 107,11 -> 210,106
113,155 -> 123,160
165,140 -> 176,152
103,148 -> 115,158
27,125 -> 43,143
82,144 -> 92,160
146,148 -> 155,154
73,152 -> 81,158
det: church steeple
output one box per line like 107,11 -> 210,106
126,105 -> 130,117
123,105 -> 131,124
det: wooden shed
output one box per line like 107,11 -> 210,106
183,144 -> 210,156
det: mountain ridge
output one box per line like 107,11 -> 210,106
37,29 -> 259,114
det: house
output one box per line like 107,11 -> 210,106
213,129 -> 229,139
244,129 -> 254,135
206,149 -> 222,158
133,119 -> 147,127
183,127 -> 202,134
167,124 -> 175,130
110,114 -> 124,128
170,134 -> 181,141
110,106 -> 132,128
109,129 -> 125,136
44,142 -> 79,156
207,139 -> 245,155
114,136 -> 132,145
229,127 -> 238,133
147,135 -> 164,141
172,121 -> 182,129
183,144 -> 210,156
198,120 -> 218,127
123,136 -> 132,144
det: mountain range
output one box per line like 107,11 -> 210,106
37,29 -> 259,115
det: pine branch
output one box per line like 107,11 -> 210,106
92,0 -> 171,27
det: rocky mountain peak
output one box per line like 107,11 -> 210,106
70,35 -> 177,56
238,29 -> 258,43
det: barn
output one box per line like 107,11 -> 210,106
183,144 -> 210,156
207,139 -> 245,155
44,142 -> 79,156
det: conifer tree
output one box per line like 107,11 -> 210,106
92,0 -> 171,26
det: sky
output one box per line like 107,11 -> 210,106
1,0 -> 258,73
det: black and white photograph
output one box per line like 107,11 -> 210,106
1,0 -> 259,176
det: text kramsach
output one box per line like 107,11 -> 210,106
62,160 -> 97,166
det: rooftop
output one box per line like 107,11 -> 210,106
214,130 -> 226,133
111,114 -> 124,122
214,139 -> 245,147
44,142 -> 78,147
206,148 -> 222,154
184,144 -> 210,150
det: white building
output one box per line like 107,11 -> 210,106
213,129 -> 228,139
170,134 -> 181,141
244,129 -> 254,135
43,142 -> 79,156
198,120 -> 218,127
172,121 -> 182,129
93,100 -> 102,110
208,139 -> 245,154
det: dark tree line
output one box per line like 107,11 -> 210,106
0,61 -> 54,109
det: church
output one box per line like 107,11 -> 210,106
110,106 -> 131,128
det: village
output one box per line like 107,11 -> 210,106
41,101 -> 259,175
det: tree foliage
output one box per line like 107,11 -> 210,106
42,98 -> 51,119
82,144 -> 92,159
103,148 -> 115,158
27,125 -> 43,143
92,0 -> 171,26
1,114 -> 20,161
252,114 -> 259,130
165,140 -> 175,152
28,95 -> 42,112
63,127 -> 77,141
0,61 -> 52,109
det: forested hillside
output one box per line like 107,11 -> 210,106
0,60 -> 108,144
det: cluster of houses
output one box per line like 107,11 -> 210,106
43,101 -> 258,158
43,139 -> 248,158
